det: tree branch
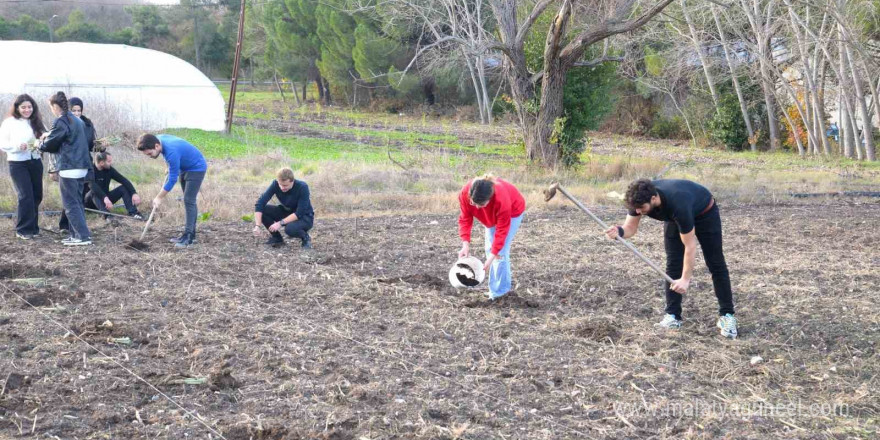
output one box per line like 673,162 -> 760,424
573,56 -> 625,67
559,0 -> 676,64
515,0 -> 558,47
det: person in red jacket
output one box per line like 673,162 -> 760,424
458,174 -> 526,299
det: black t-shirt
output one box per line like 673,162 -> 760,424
628,179 -> 712,234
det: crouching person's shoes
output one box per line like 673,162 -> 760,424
301,233 -> 312,250
266,234 -> 285,247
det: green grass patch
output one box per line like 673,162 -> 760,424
163,126 -> 529,170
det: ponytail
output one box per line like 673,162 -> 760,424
49,91 -> 72,123
469,173 -> 497,206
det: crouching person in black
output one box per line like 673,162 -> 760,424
89,152 -> 143,219
253,167 -> 314,249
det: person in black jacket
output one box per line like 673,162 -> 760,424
39,92 -> 92,246
84,152 -> 143,219
252,167 -> 314,248
58,97 -> 99,231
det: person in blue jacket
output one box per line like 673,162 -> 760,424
252,167 -> 314,249
137,133 -> 207,248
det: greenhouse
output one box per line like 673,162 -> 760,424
0,41 -> 225,131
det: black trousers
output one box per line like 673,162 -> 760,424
663,204 -> 735,320
9,159 -> 43,235
260,205 -> 312,241
60,185 -> 139,229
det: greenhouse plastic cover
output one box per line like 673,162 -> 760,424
0,41 -> 225,131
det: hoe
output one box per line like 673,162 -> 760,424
544,182 -> 674,284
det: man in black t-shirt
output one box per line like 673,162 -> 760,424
605,179 -> 737,339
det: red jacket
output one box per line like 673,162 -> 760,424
458,178 -> 526,255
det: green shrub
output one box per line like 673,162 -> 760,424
649,116 -> 687,139
707,94 -> 750,150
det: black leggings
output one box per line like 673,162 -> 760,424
9,159 -> 43,235
663,205 -> 735,320
260,205 -> 312,241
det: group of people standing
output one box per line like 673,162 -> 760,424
2,92 -> 314,250
3,92 -> 734,337
1,92 -> 146,245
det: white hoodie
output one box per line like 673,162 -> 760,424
0,117 -> 41,162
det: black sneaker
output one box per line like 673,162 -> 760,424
174,233 -> 194,249
301,232 -> 312,249
15,232 -> 33,240
169,233 -> 197,244
131,212 -> 144,221
266,234 -> 285,247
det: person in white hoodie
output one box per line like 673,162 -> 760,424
0,94 -> 46,239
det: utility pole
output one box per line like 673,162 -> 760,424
193,5 -> 201,71
225,0 -> 246,133
48,15 -> 58,43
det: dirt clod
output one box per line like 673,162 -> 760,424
1,373 -> 27,394
209,369 -> 240,391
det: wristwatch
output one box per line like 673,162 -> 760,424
280,220 -> 286,226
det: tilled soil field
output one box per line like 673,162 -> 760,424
0,201 -> 878,439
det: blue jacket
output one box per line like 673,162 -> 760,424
40,113 -> 91,172
157,134 -> 207,192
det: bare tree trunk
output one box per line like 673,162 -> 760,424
273,70 -> 286,103
742,0 -> 781,150
840,92 -> 853,157
463,52 -> 486,124
315,75 -> 325,103
534,61 -> 569,168
779,98 -> 806,154
786,5 -> 826,156
712,6 -> 756,151
291,81 -> 301,106
844,34 -> 875,160
683,0 -> 720,108
813,55 -> 831,155
477,56 -> 494,124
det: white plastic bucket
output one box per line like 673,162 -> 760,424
449,256 -> 485,289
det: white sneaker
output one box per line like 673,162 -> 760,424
655,313 -> 682,329
63,238 -> 92,246
717,314 -> 738,339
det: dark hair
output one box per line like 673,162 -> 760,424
10,94 -> 46,138
625,178 -> 658,211
49,91 -> 73,123
137,133 -> 160,151
469,174 -> 497,206
95,151 -> 111,163
70,97 -> 84,110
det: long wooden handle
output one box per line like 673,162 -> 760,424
84,207 -> 136,219
555,185 -> 676,284
139,206 -> 157,241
